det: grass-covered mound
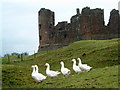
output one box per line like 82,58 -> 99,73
2,38 -> 119,88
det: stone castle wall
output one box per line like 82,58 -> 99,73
38,7 -> 120,51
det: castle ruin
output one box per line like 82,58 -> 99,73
38,7 -> 120,51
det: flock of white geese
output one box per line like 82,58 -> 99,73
31,58 -> 92,83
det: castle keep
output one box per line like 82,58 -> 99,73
38,7 -> 120,51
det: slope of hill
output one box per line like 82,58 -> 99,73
2,38 -> 119,88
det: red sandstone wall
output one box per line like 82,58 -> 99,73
38,8 -> 120,51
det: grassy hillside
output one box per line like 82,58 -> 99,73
2,38 -> 119,88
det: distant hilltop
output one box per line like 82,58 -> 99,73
38,7 -> 120,51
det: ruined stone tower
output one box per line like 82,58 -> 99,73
107,9 -> 120,39
80,7 -> 105,40
38,8 -> 55,50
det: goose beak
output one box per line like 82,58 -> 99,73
44,64 -> 46,66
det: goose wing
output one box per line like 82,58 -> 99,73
73,65 -> 82,73
48,70 -> 60,77
35,73 -> 47,80
62,68 -> 70,74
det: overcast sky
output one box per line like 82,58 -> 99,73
0,0 -> 120,56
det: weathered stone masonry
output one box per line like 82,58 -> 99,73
38,7 -> 120,51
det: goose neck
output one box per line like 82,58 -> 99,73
32,67 -> 36,73
35,66 -> 38,73
73,61 -> 76,66
78,59 -> 82,64
61,63 -> 64,68
46,65 -> 50,71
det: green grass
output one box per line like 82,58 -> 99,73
2,38 -> 119,88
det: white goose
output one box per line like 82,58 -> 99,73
34,65 -> 47,79
60,61 -> 70,76
45,63 -> 61,78
77,58 -> 92,72
77,58 -> 88,66
31,65 -> 47,82
72,59 -> 82,73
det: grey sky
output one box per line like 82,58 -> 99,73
1,0 -> 119,56
118,1 -> 120,14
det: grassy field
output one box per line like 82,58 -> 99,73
2,54 -> 34,64
2,38 -> 119,88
